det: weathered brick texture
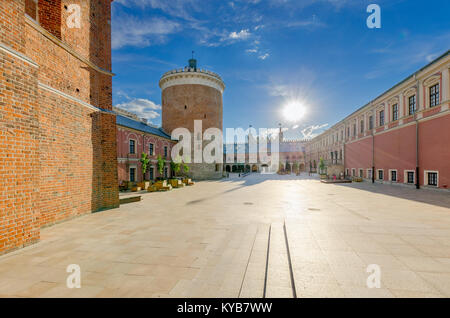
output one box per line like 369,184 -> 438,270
0,0 -> 118,254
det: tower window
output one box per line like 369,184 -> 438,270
184,105 -> 187,109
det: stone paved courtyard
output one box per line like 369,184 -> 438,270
1,174 -> 450,298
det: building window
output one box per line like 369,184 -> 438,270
391,170 -> 397,182
409,95 -> 416,115
129,140 -> 136,154
427,172 -> 438,187
347,127 -> 350,138
129,167 -> 136,182
150,167 -> 154,180
359,169 -> 363,178
367,169 -> 372,180
392,104 -> 398,121
164,166 -> 168,179
352,168 -> 356,177
353,124 -> 356,136
149,143 -> 154,156
430,84 -> 439,107
164,146 -> 168,158
379,110 -> 385,126
369,116 -> 373,130
25,0 -> 39,22
378,170 -> 384,180
407,171 -> 414,184
360,120 -> 364,133
345,168 -> 349,176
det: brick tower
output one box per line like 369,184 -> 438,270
159,57 -> 225,180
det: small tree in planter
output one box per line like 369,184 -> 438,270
319,157 -> 327,179
182,162 -> 190,176
139,152 -> 151,189
157,155 -> 165,180
170,160 -> 181,178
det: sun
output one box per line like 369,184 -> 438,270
281,100 -> 307,122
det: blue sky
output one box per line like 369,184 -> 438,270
111,0 -> 450,140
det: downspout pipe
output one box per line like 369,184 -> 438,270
372,130 -> 375,184
416,119 -> 420,189
415,76 -> 420,190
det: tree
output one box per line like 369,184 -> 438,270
140,152 -> 150,180
170,159 -> 181,177
182,162 -> 190,176
157,155 -> 165,177
319,157 -> 326,175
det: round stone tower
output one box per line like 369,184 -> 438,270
159,58 -> 225,180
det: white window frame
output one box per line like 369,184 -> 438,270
359,168 -> 364,178
351,168 -> 356,177
424,76 -> 440,109
129,139 -> 136,154
377,169 -> 384,181
149,166 -> 154,180
129,165 -> 137,182
345,168 -> 349,176
389,169 -> 398,182
367,168 -> 373,180
149,143 -> 155,156
404,170 -> 415,184
424,170 -> 439,187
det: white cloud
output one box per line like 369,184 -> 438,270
114,0 -> 201,21
300,124 -> 329,139
115,98 -> 162,120
258,53 -> 270,60
228,29 -> 251,40
112,14 -> 180,49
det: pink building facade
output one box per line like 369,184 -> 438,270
115,109 -> 175,183
306,51 -> 450,190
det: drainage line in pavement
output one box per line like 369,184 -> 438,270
283,221 -> 297,298
238,227 -> 259,298
263,224 -> 271,298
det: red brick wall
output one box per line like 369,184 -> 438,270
162,84 -> 223,135
344,113 -> 450,188
0,0 -> 118,254
38,0 -> 62,39
0,0 -> 40,254
117,126 -> 174,183
419,114 -> 450,188
0,0 -> 26,52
